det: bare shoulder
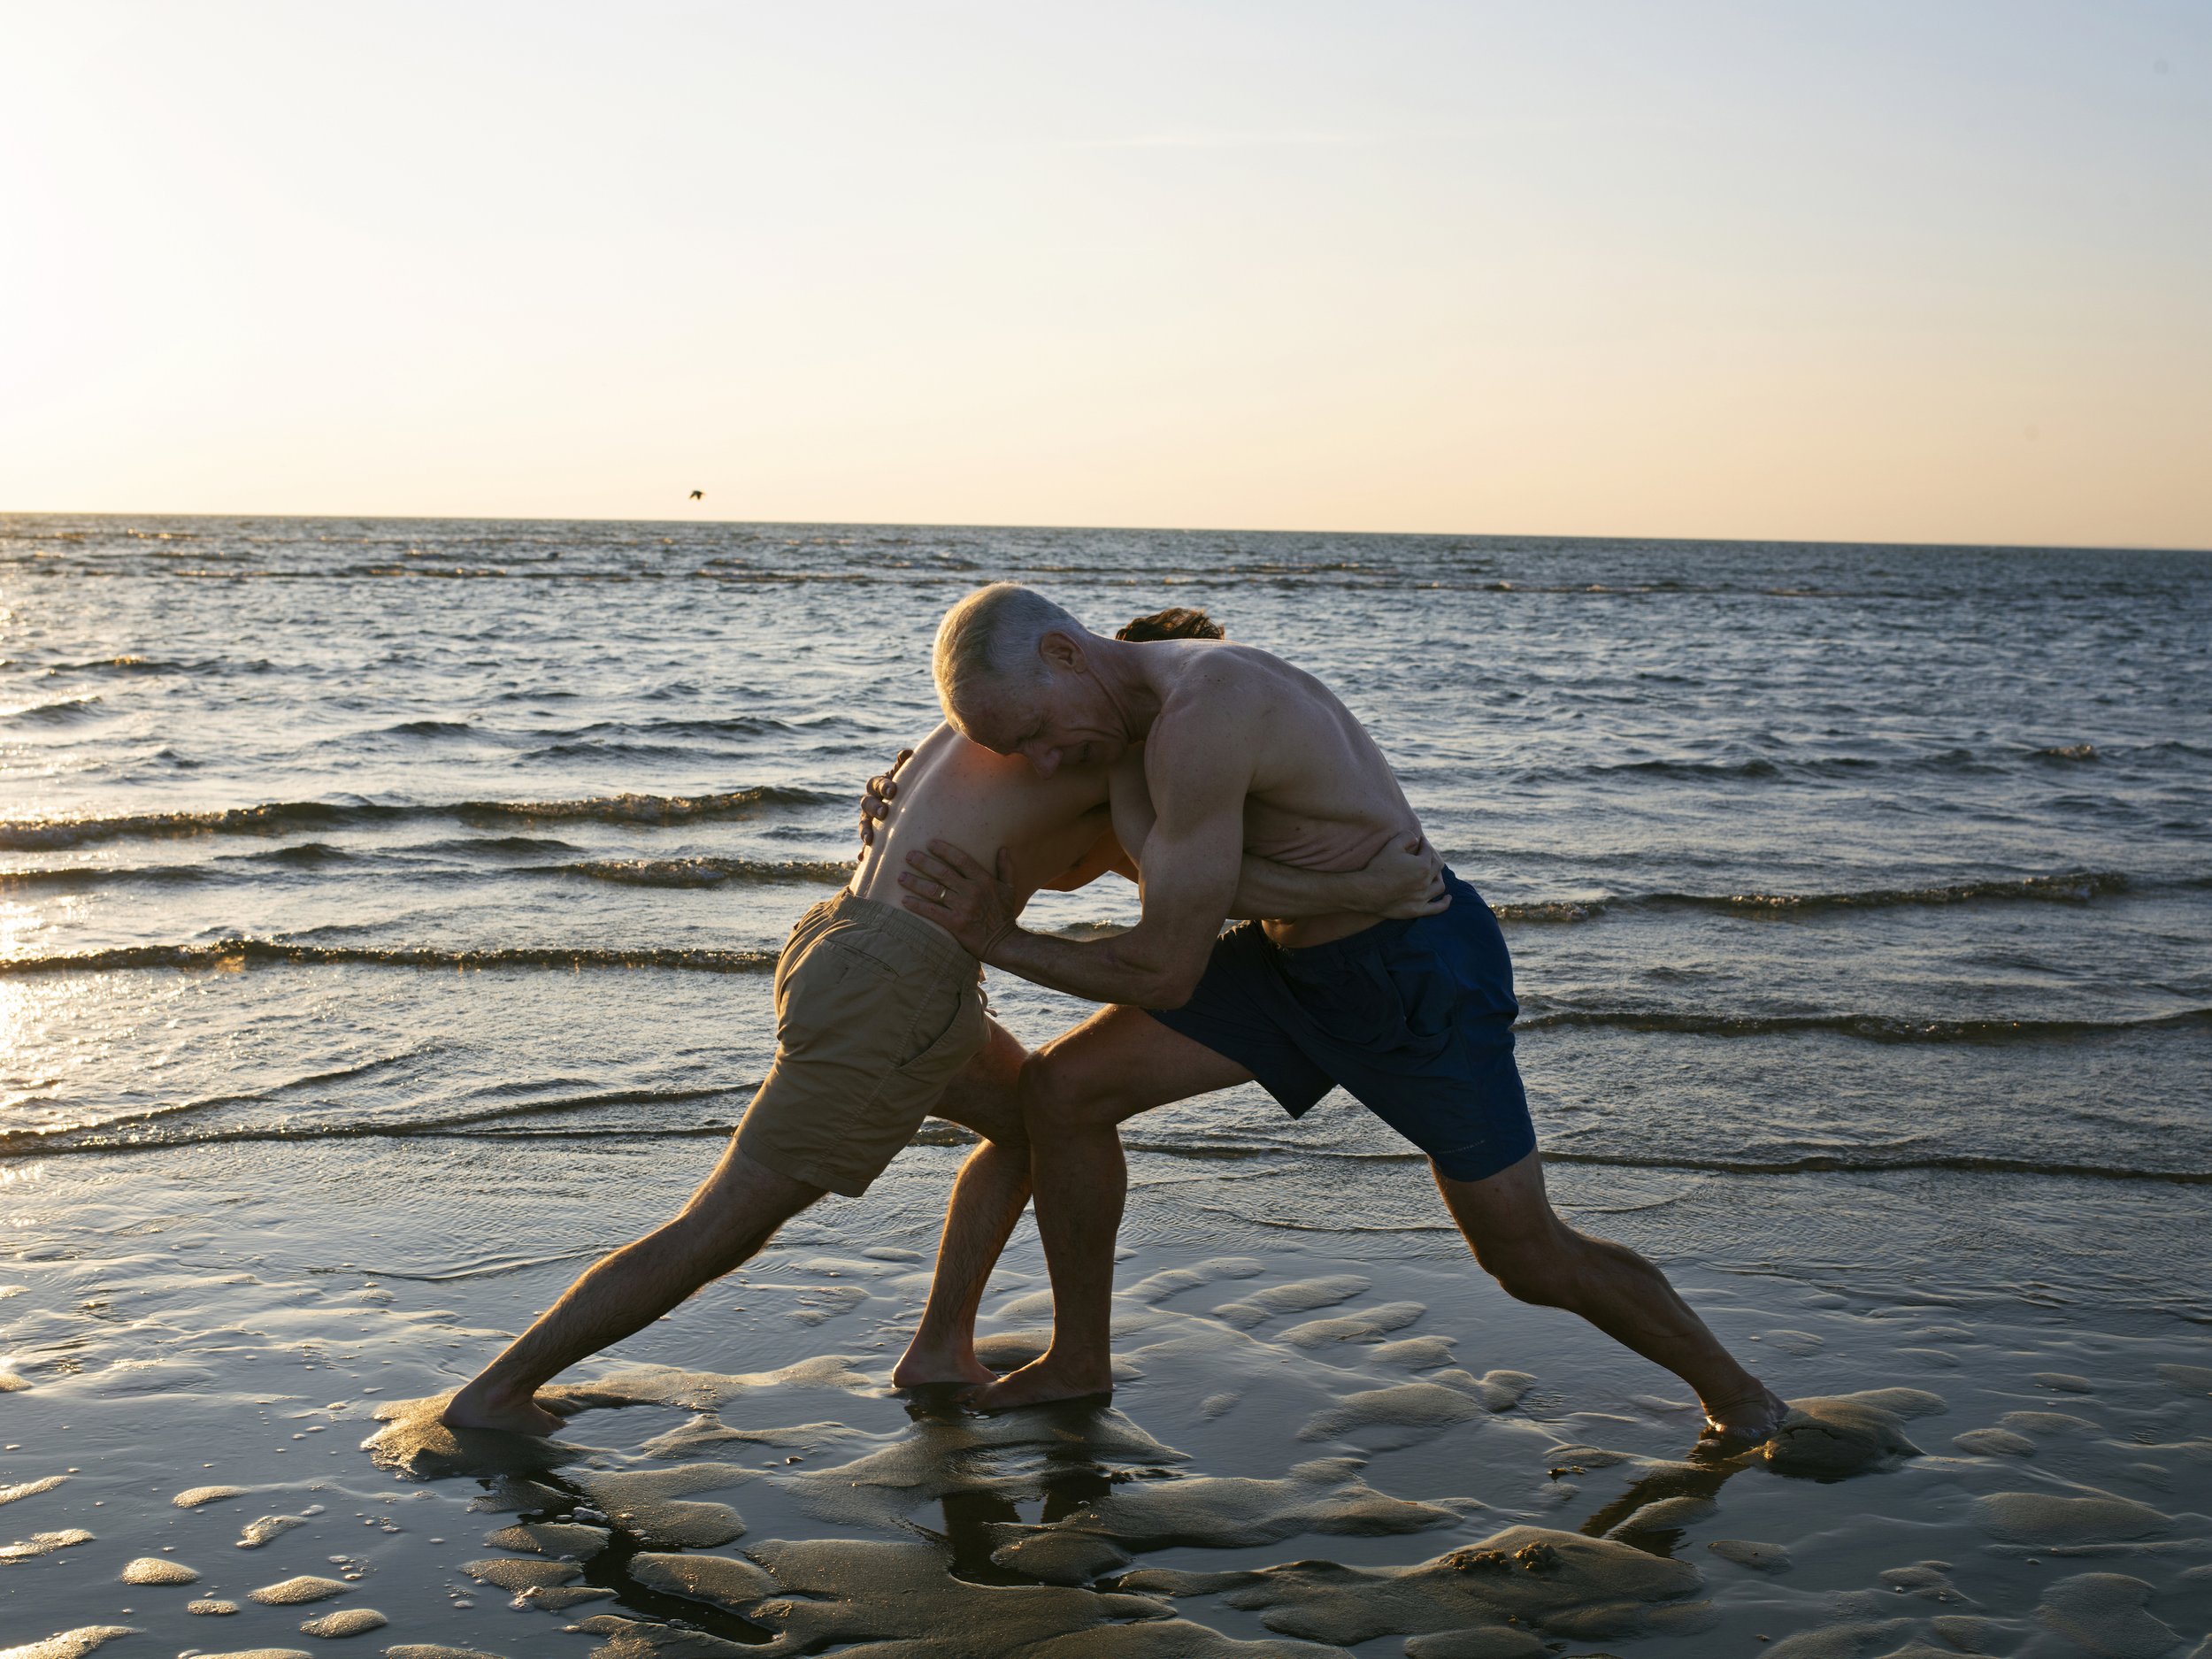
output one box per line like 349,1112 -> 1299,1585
1150,643 -> 1282,744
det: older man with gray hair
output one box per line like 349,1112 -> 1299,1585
899,582 -> 1788,1450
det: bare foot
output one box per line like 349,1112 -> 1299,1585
973,1353 -> 1113,1411
1693,1386 -> 1790,1458
890,1340 -> 996,1391
441,1384 -> 565,1438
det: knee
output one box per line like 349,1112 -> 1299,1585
1478,1240 -> 1580,1309
1016,1045 -> 1131,1132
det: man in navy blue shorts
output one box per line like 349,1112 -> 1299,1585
901,583 -> 1786,1452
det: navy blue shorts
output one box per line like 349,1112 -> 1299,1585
1148,870 -> 1536,1183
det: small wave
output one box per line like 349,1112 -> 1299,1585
43,656 -> 184,675
1659,871 -> 2134,914
1487,871 -> 2139,926
557,857 -> 850,889
0,785 -> 837,850
1540,1150 -> 2212,1186
0,938 -> 780,977
2,695 -> 106,726
1519,1007 -> 2211,1042
1492,900 -> 1611,925
383,719 -> 473,738
0,1083 -> 745,1160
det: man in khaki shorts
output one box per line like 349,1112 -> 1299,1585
441,610 -> 1444,1435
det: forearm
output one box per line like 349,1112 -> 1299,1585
987,924 -> 1201,1010
1228,853 -> 1371,921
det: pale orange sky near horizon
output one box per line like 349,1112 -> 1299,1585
4,2 -> 2208,548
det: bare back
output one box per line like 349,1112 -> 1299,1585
851,723 -> 1110,929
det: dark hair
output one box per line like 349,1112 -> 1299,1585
1116,606 -> 1225,642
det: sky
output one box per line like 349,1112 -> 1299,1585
3,1 -> 2208,546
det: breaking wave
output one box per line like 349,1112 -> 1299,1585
0,786 -> 838,850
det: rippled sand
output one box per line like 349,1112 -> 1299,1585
3,1136 -> 2208,1656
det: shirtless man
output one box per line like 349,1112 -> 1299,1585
897,583 -> 1788,1449
440,613 -> 1441,1435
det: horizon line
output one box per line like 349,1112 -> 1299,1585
2,507 -> 2208,558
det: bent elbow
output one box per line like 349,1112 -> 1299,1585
1139,967 -> 1204,1011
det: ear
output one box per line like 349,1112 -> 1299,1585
1038,630 -> 1087,673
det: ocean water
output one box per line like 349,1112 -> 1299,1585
3,516 -> 2210,1654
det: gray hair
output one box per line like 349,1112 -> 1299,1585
932,583 -> 1084,728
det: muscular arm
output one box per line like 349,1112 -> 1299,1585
1050,745 -> 1440,920
911,704 -> 1256,1007
1039,819 -> 1435,921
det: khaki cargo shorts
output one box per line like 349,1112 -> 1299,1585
734,889 -> 987,1197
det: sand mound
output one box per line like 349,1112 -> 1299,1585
0,1529 -> 95,1561
384,1647 -> 509,1659
2037,1571 -> 2184,1657
2154,1363 -> 2212,1396
1402,1632 -> 1547,1659
1279,1301 -> 1426,1348
572,1618 -> 757,1658
792,1402 -> 1186,1527
517,1584 -> 616,1611
1952,1427 -> 2036,1456
1762,1389 -> 1944,1476
2032,1371 -> 2098,1394
187,1601 -> 240,1615
119,1555 -> 199,1584
557,1354 -> 876,1415
641,1415 -> 873,1462
193,1650 -> 314,1659
1975,1491 -> 2172,1547
362,1395 -> 580,1478
1125,1257 -> 1266,1305
1370,1337 -> 1456,1371
1210,1276 -> 1372,1328
1757,1619 -> 1914,1659
299,1609 -> 388,1638
1706,1538 -> 1790,1571
1030,1456 -> 1457,1552
173,1484 -> 249,1508
1122,1525 -> 1704,1645
1295,1371 -> 1529,1448
0,1630 -> 137,1659
2000,1409 -> 2098,1434
0,1476 -> 68,1507
572,1463 -> 749,1548
607,1535 -> 1226,1655
1606,1494 -> 1717,1539
462,1557 -> 581,1591
629,1549 -> 780,1604
483,1520 -> 610,1558
248,1576 -> 349,1605
989,1528 -> 1135,1585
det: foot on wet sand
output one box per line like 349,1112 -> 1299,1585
974,1354 -> 1115,1411
890,1340 -> 997,1391
1692,1386 -> 1791,1459
440,1386 -> 567,1438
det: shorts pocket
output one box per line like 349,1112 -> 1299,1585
895,981 -> 982,1077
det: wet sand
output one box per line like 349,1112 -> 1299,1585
4,1135 -> 2209,1657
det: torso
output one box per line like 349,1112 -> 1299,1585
850,723 -> 1111,934
1125,641 -> 1421,949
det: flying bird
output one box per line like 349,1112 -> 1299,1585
689,489 -> 704,501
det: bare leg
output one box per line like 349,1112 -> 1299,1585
894,1021 -> 1035,1387
978,1007 -> 1251,1409
1434,1152 -> 1786,1449
443,1143 -> 822,1434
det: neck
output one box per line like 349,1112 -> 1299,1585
1092,639 -> 1164,741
